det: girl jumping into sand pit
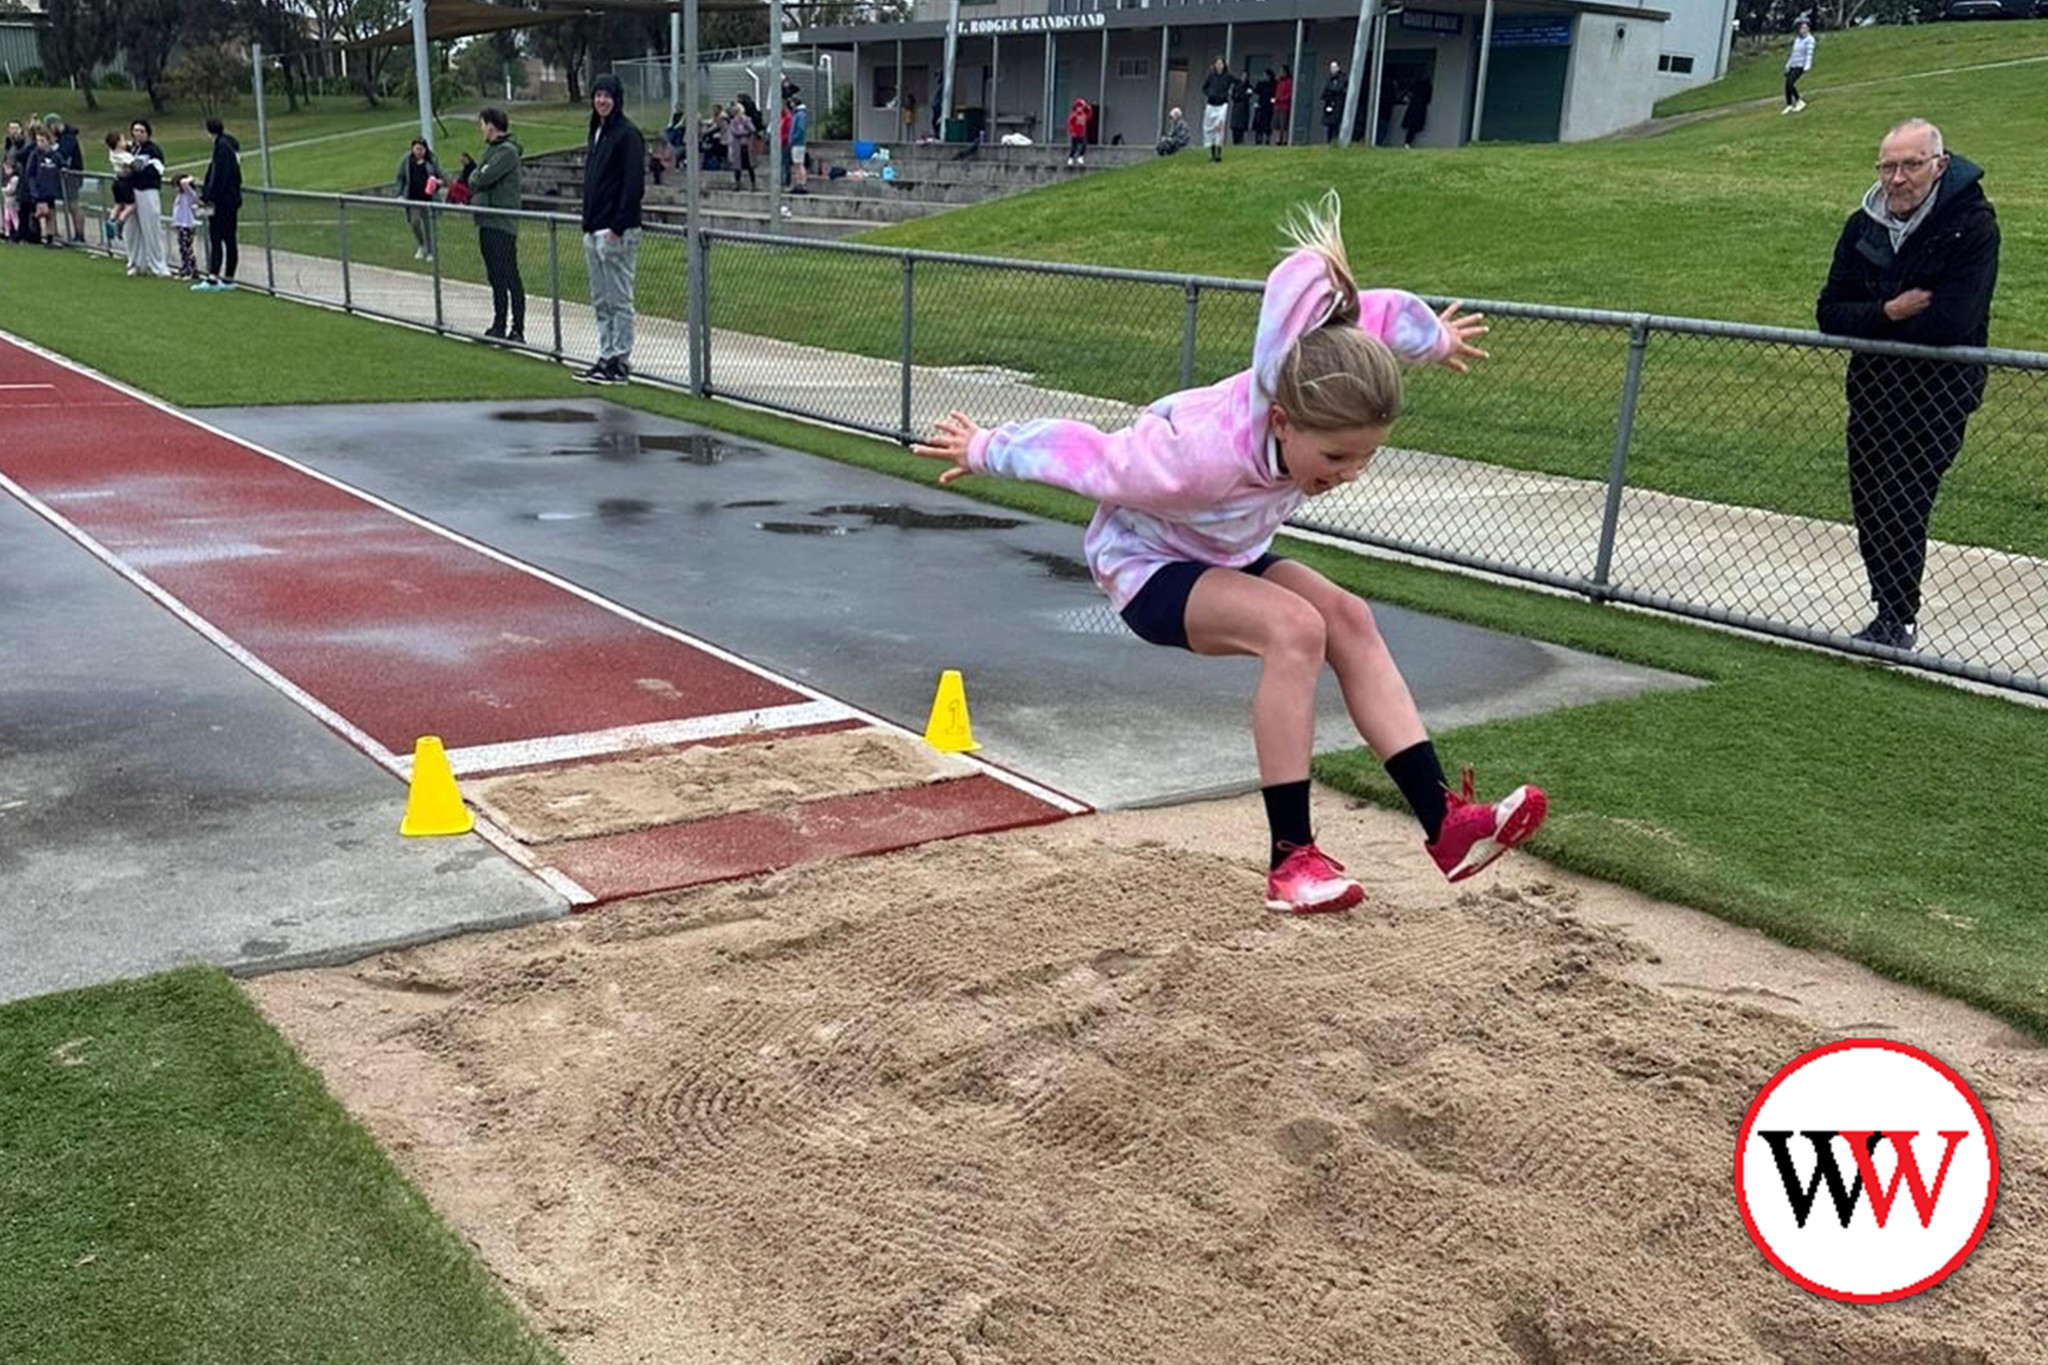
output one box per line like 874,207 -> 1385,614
911,192 -> 1547,915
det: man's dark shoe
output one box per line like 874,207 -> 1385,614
482,324 -> 507,341
575,360 -> 612,384
1851,618 -> 1917,650
608,357 -> 631,385
508,329 -> 526,345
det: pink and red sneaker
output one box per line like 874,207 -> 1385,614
1265,842 -> 1366,915
1427,768 -> 1548,882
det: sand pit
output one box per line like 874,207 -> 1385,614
250,796 -> 2048,1364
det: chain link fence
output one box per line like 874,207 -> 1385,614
59,183 -> 2048,697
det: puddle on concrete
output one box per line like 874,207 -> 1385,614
510,431 -> 761,464
1018,548 -> 1093,582
723,499 -> 784,509
491,408 -> 598,423
813,503 -> 1024,531
641,433 -> 761,464
524,500 -> 658,523
758,521 -> 856,537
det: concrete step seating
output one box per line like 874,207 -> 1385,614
520,137 -> 1153,236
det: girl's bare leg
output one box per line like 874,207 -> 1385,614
1182,568 -> 1327,785
1261,560 -> 1426,759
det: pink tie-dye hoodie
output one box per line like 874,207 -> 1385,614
964,248 -> 1453,609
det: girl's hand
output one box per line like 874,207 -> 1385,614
910,410 -> 982,486
1435,300 -> 1490,374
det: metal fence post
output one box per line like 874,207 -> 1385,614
430,205 -> 445,332
900,253 -> 916,441
548,218 -> 564,360
686,227 -> 706,393
1180,281 -> 1200,389
337,198 -> 352,313
1590,316 -> 1651,597
694,228 -> 714,397
260,189 -> 275,296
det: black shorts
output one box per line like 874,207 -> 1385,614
1119,554 -> 1285,650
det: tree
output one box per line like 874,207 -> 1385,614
527,12 -> 593,103
170,44 -> 246,115
452,33 -> 523,100
39,0 -> 121,111
112,0 -> 195,113
335,0 -> 408,105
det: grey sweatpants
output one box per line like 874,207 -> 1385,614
583,228 -> 641,361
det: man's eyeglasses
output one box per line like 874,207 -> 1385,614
1876,157 -> 1938,178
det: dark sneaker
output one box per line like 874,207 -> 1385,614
1851,618 -> 1917,650
575,360 -> 612,384
482,324 -> 507,341
507,329 -> 526,345
608,357 -> 631,385
1427,768 -> 1548,883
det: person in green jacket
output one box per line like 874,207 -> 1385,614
470,108 -> 525,343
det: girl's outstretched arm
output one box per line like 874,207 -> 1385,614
1354,289 -> 1488,371
912,409 -> 1241,513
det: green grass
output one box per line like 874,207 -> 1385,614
5,248 -> 2046,1036
1652,18 -> 2048,117
2,85 -> 590,190
0,969 -> 562,1365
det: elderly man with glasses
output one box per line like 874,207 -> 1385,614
1816,118 -> 2000,652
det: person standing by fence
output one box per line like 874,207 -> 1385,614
196,117 -> 241,291
578,73 -> 645,386
1201,58 -> 1233,163
1783,20 -> 1815,115
396,138 -> 441,261
469,107 -> 525,345
1816,118 -> 1999,652
125,120 -> 171,277
1321,62 -> 1347,145
43,114 -> 84,244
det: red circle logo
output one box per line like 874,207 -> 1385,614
1735,1039 -> 1999,1302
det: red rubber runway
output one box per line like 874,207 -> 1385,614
0,335 -> 1081,906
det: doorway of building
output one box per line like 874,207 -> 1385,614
1379,49 -> 1438,146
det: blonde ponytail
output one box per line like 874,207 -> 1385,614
1279,189 -> 1360,327
1270,191 -> 1400,433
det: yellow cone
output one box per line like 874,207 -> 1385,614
400,736 -> 474,837
922,669 -> 981,753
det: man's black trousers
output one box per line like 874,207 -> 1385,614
1846,398 -> 1968,627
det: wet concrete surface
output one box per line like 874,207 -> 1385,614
0,491 -> 566,1004
206,400 -> 1701,810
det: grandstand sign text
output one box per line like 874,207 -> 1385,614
960,12 -> 1109,36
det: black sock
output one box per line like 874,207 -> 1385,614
1262,780 -> 1314,870
1385,741 -> 1449,842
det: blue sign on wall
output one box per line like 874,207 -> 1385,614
1490,16 -> 1574,46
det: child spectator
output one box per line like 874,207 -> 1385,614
170,173 -> 200,277
2,158 -> 18,242
104,130 -> 136,246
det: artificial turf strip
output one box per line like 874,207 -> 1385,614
0,968 -> 561,1365
4,246 -> 2046,1037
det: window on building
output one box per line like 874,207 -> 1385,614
1657,53 -> 1696,74
874,65 -> 899,108
1115,57 -> 1152,79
